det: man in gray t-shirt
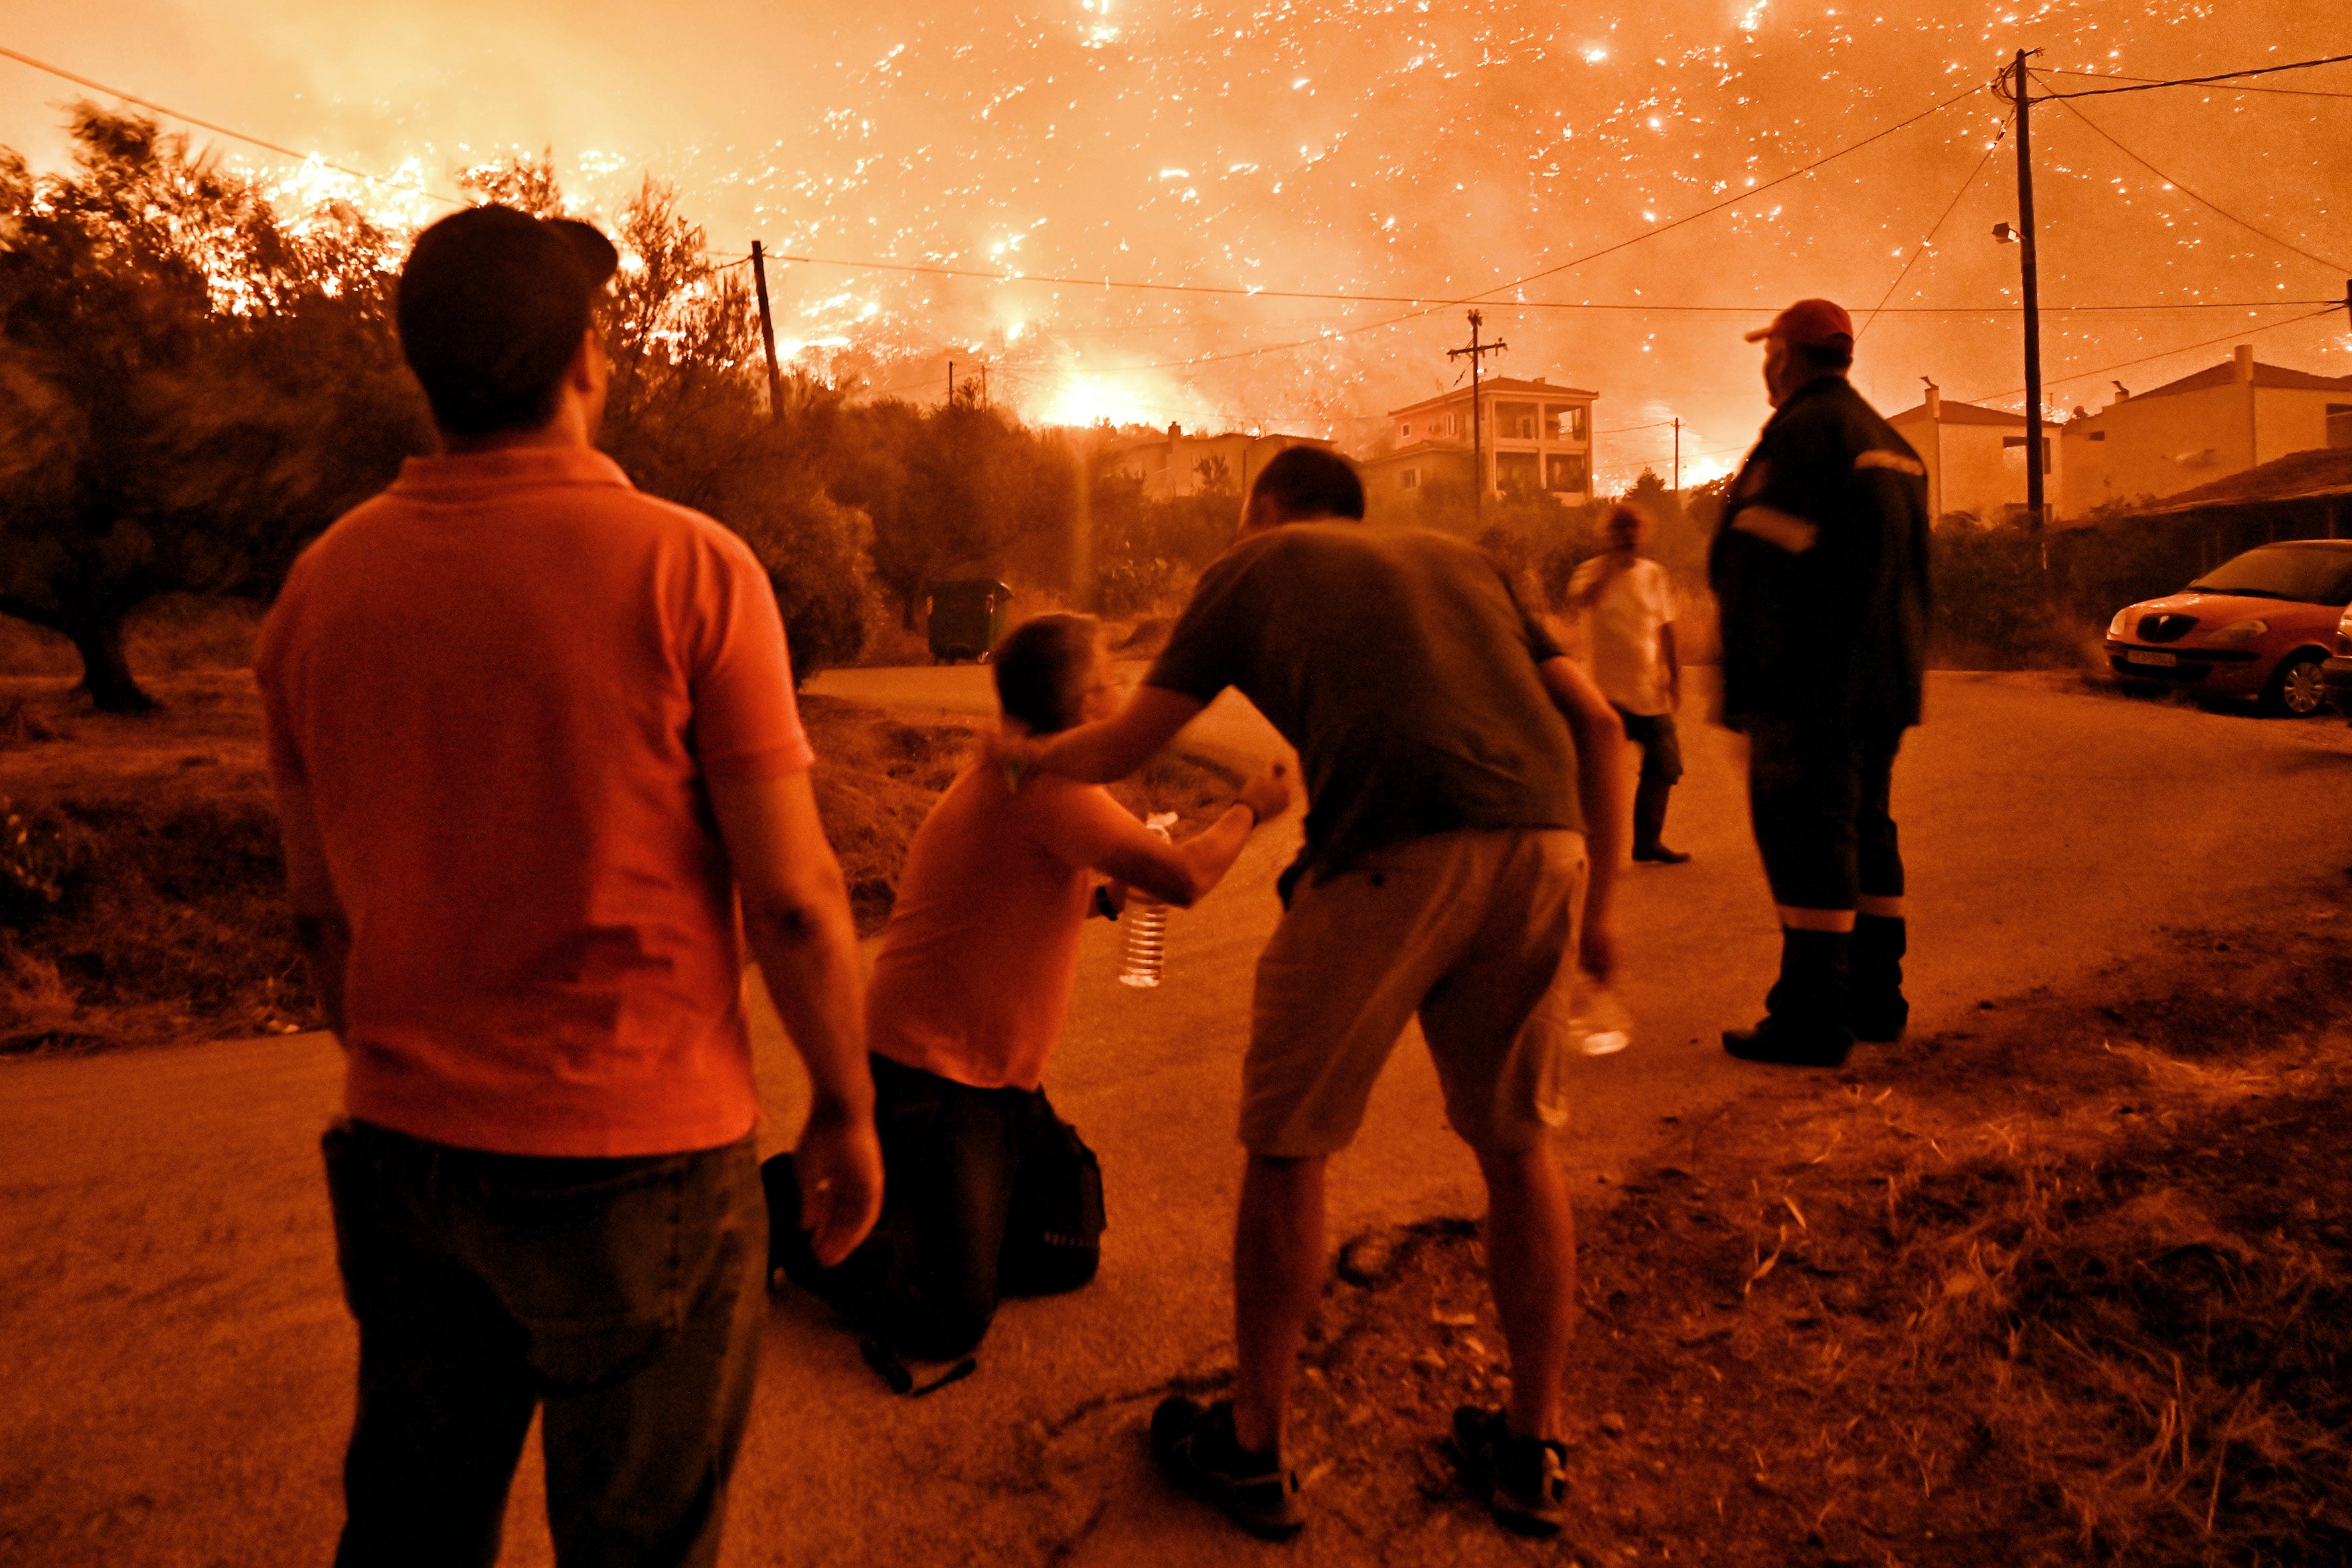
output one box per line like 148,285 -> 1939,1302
1003,447 -> 1625,1540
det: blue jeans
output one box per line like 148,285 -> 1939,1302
322,1120 -> 765,1568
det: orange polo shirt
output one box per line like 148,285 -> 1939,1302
254,447 -> 812,1157
866,767 -> 1140,1092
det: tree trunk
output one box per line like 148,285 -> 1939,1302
68,614 -> 157,714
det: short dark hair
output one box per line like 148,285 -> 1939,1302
1248,445 -> 1365,522
993,614 -> 1102,736
1794,339 -> 1854,376
396,205 -> 619,437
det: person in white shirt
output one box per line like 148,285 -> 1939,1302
1565,503 -> 1689,864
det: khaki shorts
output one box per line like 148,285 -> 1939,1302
1241,828 -> 1587,1158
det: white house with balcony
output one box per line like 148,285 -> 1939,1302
1362,375 -> 1599,500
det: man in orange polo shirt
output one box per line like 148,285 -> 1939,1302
255,204 -> 880,1568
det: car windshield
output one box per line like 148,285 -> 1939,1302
2187,546 -> 2352,607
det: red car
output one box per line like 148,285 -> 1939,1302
2104,540 -> 2352,716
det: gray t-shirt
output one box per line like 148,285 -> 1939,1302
1146,524 -> 1583,900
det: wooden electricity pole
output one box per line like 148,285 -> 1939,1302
1672,418 -> 1682,497
2011,48 -> 2047,532
1447,309 -> 1508,528
750,241 -> 784,422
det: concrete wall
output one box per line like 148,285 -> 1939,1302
1888,408 -> 2053,524
2059,370 -> 2352,518
1110,432 -> 1328,501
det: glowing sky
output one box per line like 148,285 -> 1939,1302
5,1 -> 2347,485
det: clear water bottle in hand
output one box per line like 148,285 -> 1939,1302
1569,973 -> 1634,1056
1118,815 -> 1179,989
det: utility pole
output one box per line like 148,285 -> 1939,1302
1447,309 -> 1508,527
1672,418 -> 1682,497
980,363 -> 987,408
749,241 -> 784,422
2011,48 -> 2047,533
947,360 -> 954,409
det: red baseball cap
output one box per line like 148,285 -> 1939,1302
1744,298 -> 1854,348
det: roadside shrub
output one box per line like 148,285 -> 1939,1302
1088,479 -> 1237,615
1931,524 -> 2095,668
730,487 -> 885,686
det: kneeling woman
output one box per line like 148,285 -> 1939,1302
771,613 -> 1290,1362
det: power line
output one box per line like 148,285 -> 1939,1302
2037,66 -> 2352,101
1466,80 -> 1994,303
1960,305 -> 2343,406
1857,116 -> 2010,341
0,43 -> 464,206
767,248 -> 2333,315
2043,86 -> 2350,275
2031,51 -> 2352,100
1042,78 -> 2001,372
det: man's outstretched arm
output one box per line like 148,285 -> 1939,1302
707,768 -> 882,1269
1020,685 -> 1207,785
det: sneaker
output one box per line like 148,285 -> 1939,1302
1150,1397 -> 1304,1541
1445,1406 -> 1567,1537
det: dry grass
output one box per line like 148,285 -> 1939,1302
3,647 -> 1241,1053
1259,914 -> 2352,1567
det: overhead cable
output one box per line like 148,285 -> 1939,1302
2037,66 -> 2352,101
0,43 -> 464,206
1962,305 -> 2343,406
2031,52 -> 2352,100
1857,116 -> 2010,341
2044,86 -> 2349,274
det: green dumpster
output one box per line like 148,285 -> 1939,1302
925,579 -> 1013,665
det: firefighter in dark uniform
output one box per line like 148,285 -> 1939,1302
1709,299 -> 1932,1067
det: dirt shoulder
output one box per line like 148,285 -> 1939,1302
1263,903 -> 2351,1567
0,673 -> 1239,1055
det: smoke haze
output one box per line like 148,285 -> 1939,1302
6,1 -> 2347,482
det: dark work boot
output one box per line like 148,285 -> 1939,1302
1723,929 -> 1853,1067
1850,914 -> 1909,1044
1630,778 -> 1690,864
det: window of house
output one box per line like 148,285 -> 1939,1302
2002,435 -> 2053,473
1496,451 -> 1541,491
2329,404 -> 2352,449
1401,467 -> 1421,489
1400,422 -> 1413,439
2086,430 -> 2106,442
1494,402 -> 1539,441
1545,453 -> 1589,493
1543,404 -> 1586,441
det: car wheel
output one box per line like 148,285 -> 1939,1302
2262,650 -> 2329,717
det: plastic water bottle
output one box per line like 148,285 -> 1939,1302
1118,815 -> 1179,989
1571,975 -> 1634,1056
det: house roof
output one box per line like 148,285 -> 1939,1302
2145,446 -> 2352,513
1886,398 -> 2026,428
1388,377 -> 1599,418
2123,359 -> 2352,404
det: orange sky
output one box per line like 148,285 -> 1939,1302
5,1 -> 2347,483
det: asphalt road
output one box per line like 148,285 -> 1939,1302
5,671 -> 2349,1567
